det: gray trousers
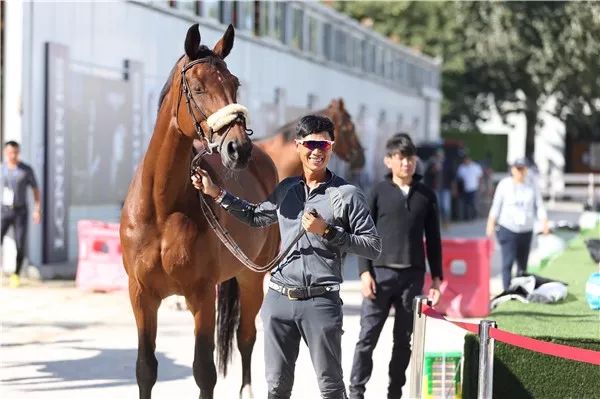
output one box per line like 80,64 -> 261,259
260,288 -> 347,399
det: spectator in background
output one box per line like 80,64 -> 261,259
1,141 -> 41,288
486,157 -> 549,291
424,148 -> 452,227
456,154 -> 483,220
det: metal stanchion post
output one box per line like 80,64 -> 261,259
477,320 -> 497,399
588,173 -> 595,209
409,295 -> 431,399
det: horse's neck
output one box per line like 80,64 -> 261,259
142,116 -> 194,220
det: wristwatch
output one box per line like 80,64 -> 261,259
322,224 -> 336,240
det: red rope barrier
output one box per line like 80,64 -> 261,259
421,305 -> 600,366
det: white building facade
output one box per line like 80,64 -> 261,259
1,1 -> 441,274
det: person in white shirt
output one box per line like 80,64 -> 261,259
486,157 -> 550,291
456,155 -> 483,220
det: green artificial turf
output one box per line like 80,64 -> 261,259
489,234 -> 600,340
462,224 -> 600,398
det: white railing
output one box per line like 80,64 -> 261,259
492,172 -> 599,206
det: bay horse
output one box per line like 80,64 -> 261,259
255,99 -> 365,181
120,24 -> 279,399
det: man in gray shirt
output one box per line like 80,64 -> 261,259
486,157 -> 549,290
192,115 -> 381,399
1,141 -> 41,287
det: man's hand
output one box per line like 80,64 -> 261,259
32,209 -> 41,224
360,271 -> 377,300
428,277 -> 442,306
191,168 -> 221,198
301,210 -> 328,236
542,219 -> 550,235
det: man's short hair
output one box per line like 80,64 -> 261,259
4,141 -> 20,149
296,115 -> 335,141
385,133 -> 416,157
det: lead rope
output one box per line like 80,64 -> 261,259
191,154 -> 304,273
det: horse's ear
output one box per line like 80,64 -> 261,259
185,24 -> 201,59
338,98 -> 345,110
213,24 -> 235,59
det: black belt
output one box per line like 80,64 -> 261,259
268,281 -> 340,300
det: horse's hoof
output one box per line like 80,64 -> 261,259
239,385 -> 254,399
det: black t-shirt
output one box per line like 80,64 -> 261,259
1,162 -> 38,208
358,174 -> 443,279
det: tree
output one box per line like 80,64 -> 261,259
550,2 -> 600,140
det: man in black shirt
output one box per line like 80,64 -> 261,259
1,141 -> 41,287
348,133 -> 442,399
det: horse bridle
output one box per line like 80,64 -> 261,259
177,57 -> 252,156
178,57 -> 291,272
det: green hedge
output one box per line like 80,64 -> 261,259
462,229 -> 600,398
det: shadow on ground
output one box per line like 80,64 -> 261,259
1,345 -> 191,392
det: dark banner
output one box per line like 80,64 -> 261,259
44,42 -> 70,263
68,69 -> 132,205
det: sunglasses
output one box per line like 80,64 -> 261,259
296,140 -> 334,151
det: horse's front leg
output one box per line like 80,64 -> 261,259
129,281 -> 161,399
187,287 -> 217,399
236,269 -> 267,399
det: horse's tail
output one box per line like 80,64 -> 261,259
216,277 -> 240,376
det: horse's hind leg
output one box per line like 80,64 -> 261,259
187,287 -> 217,399
129,282 -> 161,399
236,270 -> 266,399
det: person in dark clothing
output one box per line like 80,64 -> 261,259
348,133 -> 442,399
1,141 -> 41,288
192,115 -> 381,399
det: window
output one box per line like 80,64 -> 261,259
394,57 -> 406,84
323,23 -> 332,61
274,2 -> 287,43
200,0 -> 220,21
307,16 -> 320,55
334,29 -> 347,64
289,6 -> 304,50
368,42 -> 376,74
257,1 -> 271,37
173,1 -> 199,14
375,46 -> 384,77
355,37 -> 363,69
236,1 -> 254,32
384,49 -> 393,80
220,1 -> 234,25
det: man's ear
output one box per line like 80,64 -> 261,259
383,156 -> 392,169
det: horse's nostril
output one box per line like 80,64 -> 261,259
227,141 -> 238,158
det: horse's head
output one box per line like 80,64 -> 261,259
326,99 -> 365,170
175,24 -> 252,170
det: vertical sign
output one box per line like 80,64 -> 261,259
43,42 -> 69,263
126,60 -> 144,174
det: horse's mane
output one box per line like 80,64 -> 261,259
157,46 -> 226,113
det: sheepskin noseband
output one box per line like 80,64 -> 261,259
206,103 -> 250,132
